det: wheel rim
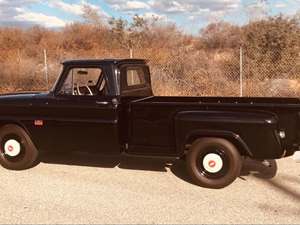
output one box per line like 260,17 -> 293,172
196,149 -> 230,179
4,139 -> 21,157
202,153 -> 223,174
1,134 -> 26,162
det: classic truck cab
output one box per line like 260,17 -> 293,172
0,59 -> 299,189
30,59 -> 153,155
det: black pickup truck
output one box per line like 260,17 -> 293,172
0,59 -> 299,188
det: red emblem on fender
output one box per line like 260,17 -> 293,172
34,120 -> 44,126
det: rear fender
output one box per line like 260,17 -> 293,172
175,110 -> 283,159
184,129 -> 253,157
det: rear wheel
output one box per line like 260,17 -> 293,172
0,124 -> 38,170
186,138 -> 242,189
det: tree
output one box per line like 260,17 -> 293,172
82,4 -> 103,26
108,15 -> 150,56
199,22 -> 241,49
108,17 -> 129,50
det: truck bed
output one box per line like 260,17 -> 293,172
127,96 -> 300,158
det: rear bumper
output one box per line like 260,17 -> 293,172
293,151 -> 300,162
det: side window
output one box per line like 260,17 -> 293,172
126,67 -> 146,87
59,67 -> 106,96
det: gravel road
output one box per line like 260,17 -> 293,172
0,153 -> 299,224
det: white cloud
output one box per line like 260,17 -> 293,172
0,0 -> 43,26
148,1 -> 185,13
0,0 -> 110,28
102,0 -> 242,27
124,1 -> 150,10
142,12 -> 167,21
103,0 -> 241,23
14,8 -> 67,27
275,3 -> 287,8
0,0 -> 40,16
148,0 -> 241,14
48,0 -> 109,18
48,0 -> 83,15
143,0 -> 240,24
105,0 -> 150,11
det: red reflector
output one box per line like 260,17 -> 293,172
34,120 -> 44,126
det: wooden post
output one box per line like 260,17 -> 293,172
44,49 -> 49,89
240,47 -> 243,97
130,48 -> 133,59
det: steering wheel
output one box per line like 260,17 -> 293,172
73,84 -> 93,96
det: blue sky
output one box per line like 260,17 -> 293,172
0,0 -> 299,34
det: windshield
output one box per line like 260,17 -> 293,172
58,67 -> 105,96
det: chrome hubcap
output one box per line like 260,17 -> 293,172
203,153 -> 223,173
4,139 -> 21,157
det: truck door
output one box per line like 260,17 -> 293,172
45,65 -> 120,154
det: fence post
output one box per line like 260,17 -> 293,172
129,48 -> 133,59
43,49 -> 49,89
240,46 -> 243,97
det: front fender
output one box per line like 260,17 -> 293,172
0,118 -> 39,149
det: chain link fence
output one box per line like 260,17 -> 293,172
133,47 -> 300,97
1,46 -> 299,98
242,47 -> 300,97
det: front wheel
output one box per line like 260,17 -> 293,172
186,138 -> 242,189
0,124 -> 38,170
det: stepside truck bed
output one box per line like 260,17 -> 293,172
127,96 -> 300,159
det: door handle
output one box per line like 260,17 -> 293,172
96,101 -> 109,105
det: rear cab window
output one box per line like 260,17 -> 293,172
120,65 -> 152,96
126,67 -> 146,87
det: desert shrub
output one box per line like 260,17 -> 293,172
0,14 -> 299,97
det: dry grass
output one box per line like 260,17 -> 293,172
0,20 -> 299,97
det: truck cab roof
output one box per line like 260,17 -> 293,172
54,58 -> 153,97
62,59 -> 147,66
